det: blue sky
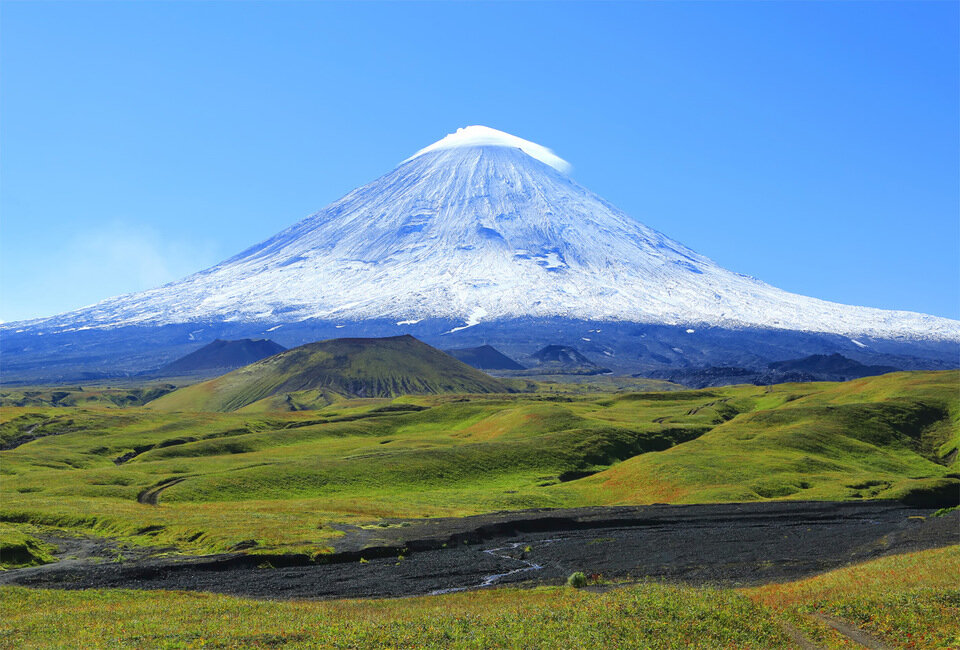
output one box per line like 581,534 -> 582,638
2,1 -> 957,322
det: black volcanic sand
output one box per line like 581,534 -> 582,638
3,501 -> 957,600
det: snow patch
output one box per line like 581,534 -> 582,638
396,319 -> 422,326
446,307 -> 489,334
685,328 -> 695,334
534,252 -> 566,269
407,125 -> 571,174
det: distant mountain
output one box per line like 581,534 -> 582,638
2,125 -> 957,382
643,367 -> 816,389
521,344 -> 612,375
768,353 -> 899,379
155,339 -> 286,376
645,353 -> 900,388
531,345 -> 597,368
445,345 -> 524,370
149,335 -> 515,412
11,125 -> 957,341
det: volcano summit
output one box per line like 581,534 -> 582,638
3,126 -> 958,380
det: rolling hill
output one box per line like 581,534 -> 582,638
149,335 -> 516,412
576,371 -> 960,505
1,371 -> 955,558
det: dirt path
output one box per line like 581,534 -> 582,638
778,622 -> 824,650
137,477 -> 187,505
810,613 -> 894,650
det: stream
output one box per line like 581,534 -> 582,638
430,539 -> 559,595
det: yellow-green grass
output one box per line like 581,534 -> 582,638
1,372 -> 956,555
575,371 -> 959,504
0,524 -> 56,569
0,581 -> 791,649
1,546 -> 955,648
0,383 -> 180,409
744,544 -> 960,649
0,392 -> 725,551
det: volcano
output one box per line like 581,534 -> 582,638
3,126 -> 957,381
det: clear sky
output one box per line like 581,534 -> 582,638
1,1 -> 957,323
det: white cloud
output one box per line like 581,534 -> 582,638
71,222 -> 215,290
406,126 -> 572,174
2,221 -> 220,322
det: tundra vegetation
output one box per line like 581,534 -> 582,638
0,369 -> 957,647
0,370 -> 956,556
0,546 -> 956,648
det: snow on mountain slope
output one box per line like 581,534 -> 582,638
9,126 -> 959,341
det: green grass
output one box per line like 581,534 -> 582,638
1,371 -> 957,647
0,371 -> 956,555
0,383 -> 179,409
575,372 -> 959,505
0,581 -> 792,649
1,545 -> 955,648
0,524 -> 56,569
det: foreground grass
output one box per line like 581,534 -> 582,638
0,581 -> 790,649
744,544 -> 960,649
1,546 -> 956,649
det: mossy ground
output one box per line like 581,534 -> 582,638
0,524 -> 56,569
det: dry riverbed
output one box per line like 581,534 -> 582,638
2,501 -> 956,600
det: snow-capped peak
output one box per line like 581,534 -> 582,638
406,125 -> 571,173
6,126 -> 959,346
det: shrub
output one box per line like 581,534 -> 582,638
567,571 -> 588,588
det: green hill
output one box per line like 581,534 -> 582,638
0,370 -> 955,556
575,370 -> 960,505
148,335 -> 517,412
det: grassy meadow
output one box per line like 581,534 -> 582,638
0,370 -> 957,557
0,544 -> 955,648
